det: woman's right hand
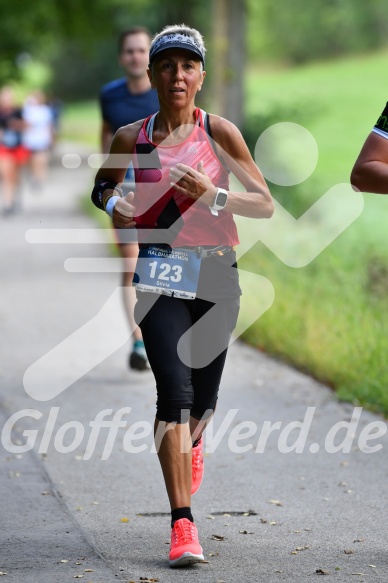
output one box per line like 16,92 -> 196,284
112,191 -> 136,228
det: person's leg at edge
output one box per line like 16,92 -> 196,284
120,242 -> 148,370
0,154 -> 18,212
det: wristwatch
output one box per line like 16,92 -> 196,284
209,188 -> 228,216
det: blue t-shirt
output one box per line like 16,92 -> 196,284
100,78 -> 159,133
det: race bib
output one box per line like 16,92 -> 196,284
133,245 -> 201,299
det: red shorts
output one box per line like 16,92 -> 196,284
0,145 -> 30,164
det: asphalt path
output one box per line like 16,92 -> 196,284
1,144 -> 387,582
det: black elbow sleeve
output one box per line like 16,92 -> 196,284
91,180 -> 122,210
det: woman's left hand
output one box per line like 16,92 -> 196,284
169,161 -> 217,204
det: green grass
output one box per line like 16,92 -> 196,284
241,49 -> 388,416
61,100 -> 100,148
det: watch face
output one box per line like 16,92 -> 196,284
216,191 -> 228,207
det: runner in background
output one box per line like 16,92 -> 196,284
99,26 -> 159,370
22,90 -> 54,190
0,86 -> 29,215
351,102 -> 388,193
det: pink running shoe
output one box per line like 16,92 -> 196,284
169,518 -> 204,567
191,437 -> 204,496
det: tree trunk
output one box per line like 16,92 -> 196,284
211,0 -> 246,129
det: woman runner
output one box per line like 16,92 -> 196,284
92,24 -> 273,568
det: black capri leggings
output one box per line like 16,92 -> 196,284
134,292 -> 240,423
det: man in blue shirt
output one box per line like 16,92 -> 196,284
100,26 -> 159,370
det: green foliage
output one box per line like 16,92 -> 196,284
242,99 -> 321,216
240,49 -> 388,416
0,0 -> 213,97
4,0 -> 388,99
247,0 -> 388,64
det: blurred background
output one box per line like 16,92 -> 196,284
2,0 -> 388,415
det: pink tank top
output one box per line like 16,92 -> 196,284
133,108 -> 239,247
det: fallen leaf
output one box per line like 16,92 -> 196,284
92,501 -> 99,505
353,538 -> 365,543
351,573 -> 366,576
223,513 -> 231,517
41,491 -> 50,495
8,471 -> 21,478
260,518 -> 268,523
304,528 -> 311,531
269,499 -> 283,506
83,569 -> 94,573
209,551 -> 219,557
59,559 -> 69,563
120,517 -> 129,523
211,534 -> 225,541
294,530 -> 301,533
73,576 -> 84,579
206,515 -> 215,520
75,562 -> 82,565
316,569 -> 330,575
368,565 -> 376,568
291,551 -> 298,555
295,546 -> 309,551
344,549 -> 353,554
239,530 -> 254,534
274,570 -> 283,573
0,573 -> 8,576
269,521 -> 277,525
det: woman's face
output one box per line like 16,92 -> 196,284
148,48 -> 205,110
